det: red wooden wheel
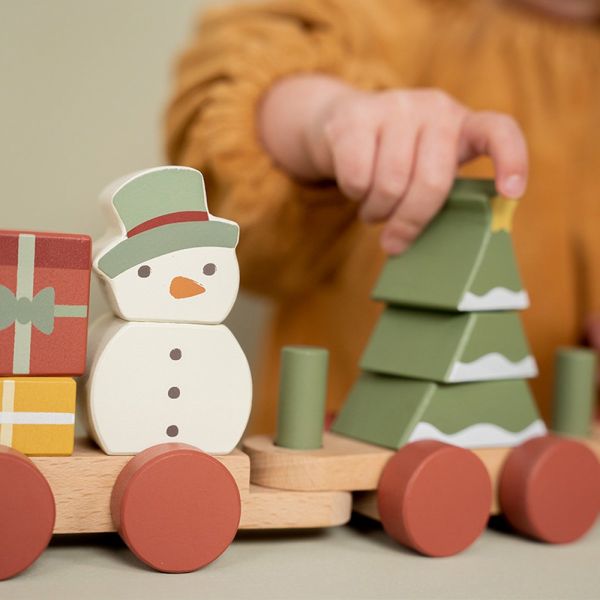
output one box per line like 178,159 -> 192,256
499,435 -> 600,543
378,440 -> 492,557
0,446 -> 55,580
111,443 -> 241,573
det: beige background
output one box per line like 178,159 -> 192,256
2,2 -> 600,598
0,0 -> 269,373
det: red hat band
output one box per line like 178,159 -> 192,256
127,210 -> 208,238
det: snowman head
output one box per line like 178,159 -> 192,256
94,167 -> 240,324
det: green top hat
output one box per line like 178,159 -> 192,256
96,167 -> 239,279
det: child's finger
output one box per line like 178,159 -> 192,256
459,111 -> 528,198
326,118 -> 377,201
586,315 -> 600,350
360,120 -> 418,223
380,121 -> 460,255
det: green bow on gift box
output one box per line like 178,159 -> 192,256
0,286 -> 57,335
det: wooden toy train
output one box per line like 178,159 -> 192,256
1,170 -> 599,580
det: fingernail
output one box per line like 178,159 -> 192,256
501,174 -> 525,198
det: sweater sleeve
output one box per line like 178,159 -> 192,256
164,0 -> 396,299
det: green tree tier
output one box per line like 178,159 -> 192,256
331,375 -> 545,449
361,309 -> 537,382
373,179 -> 528,312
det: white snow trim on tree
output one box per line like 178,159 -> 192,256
448,353 -> 538,382
408,419 -> 548,448
458,288 -> 530,311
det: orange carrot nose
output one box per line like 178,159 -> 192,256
169,276 -> 206,299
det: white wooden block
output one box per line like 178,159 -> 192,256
93,166 -> 240,324
86,166 -> 252,456
85,317 -> 252,455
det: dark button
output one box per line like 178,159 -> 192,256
169,348 -> 182,361
166,425 -> 179,437
137,265 -> 151,278
203,263 -> 216,276
168,387 -> 180,399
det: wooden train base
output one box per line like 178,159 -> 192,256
0,438 -> 350,580
244,431 -> 600,555
2,429 -> 600,579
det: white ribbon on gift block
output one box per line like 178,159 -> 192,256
0,379 -> 15,446
0,412 -> 75,425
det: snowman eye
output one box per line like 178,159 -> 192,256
137,265 -> 151,278
203,263 -> 216,276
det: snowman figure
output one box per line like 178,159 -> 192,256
86,166 -> 252,455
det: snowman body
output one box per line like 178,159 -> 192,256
87,318 -> 252,455
86,166 -> 252,456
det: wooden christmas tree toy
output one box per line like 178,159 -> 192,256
2,173 -> 599,581
244,179 -> 600,557
333,179 -> 544,449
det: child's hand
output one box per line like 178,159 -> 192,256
260,75 -> 528,255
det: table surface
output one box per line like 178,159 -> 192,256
3,514 -> 599,600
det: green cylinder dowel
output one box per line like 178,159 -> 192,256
552,347 -> 597,436
275,346 -> 329,450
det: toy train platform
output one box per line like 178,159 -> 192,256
3,429 -> 600,579
245,428 -> 600,557
21,428 -> 600,530
1,438 -> 350,580
244,431 -> 600,518
27,430 -> 600,534
30,437 -> 351,534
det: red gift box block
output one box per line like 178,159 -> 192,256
0,230 -> 91,375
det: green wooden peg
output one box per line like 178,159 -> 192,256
552,347 -> 597,436
275,346 -> 329,450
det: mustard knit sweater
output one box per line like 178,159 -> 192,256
166,0 -> 600,433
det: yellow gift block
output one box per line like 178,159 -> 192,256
0,377 -> 76,456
